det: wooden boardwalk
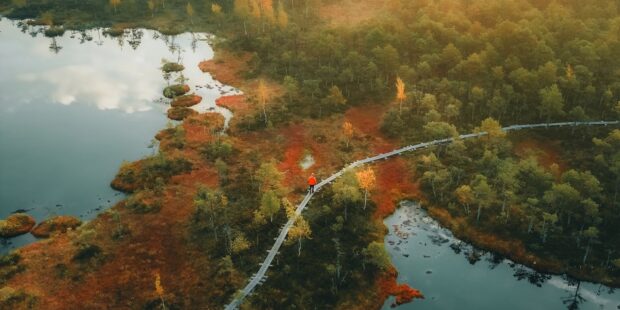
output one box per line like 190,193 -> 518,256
224,120 -> 619,309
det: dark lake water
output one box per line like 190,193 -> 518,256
383,202 -> 620,310
0,18 -> 238,252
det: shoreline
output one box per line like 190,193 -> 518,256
417,203 -> 620,288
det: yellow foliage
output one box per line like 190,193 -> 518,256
282,198 -> 296,219
342,121 -> 354,139
155,272 -> 165,297
211,3 -> 222,14
287,215 -> 312,244
252,210 -> 267,226
147,0 -> 155,12
566,64 -> 574,80
478,117 -> 506,138
356,168 -> 376,191
232,234 -> 251,253
396,76 -> 407,101
455,185 -> 473,205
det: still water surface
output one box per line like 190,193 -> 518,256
0,18 -> 237,252
383,202 -> 619,310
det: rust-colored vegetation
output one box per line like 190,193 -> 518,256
0,214 -> 36,238
199,50 -> 252,88
167,106 -> 198,120
170,94 -> 202,108
376,267 -> 424,307
31,216 -> 82,238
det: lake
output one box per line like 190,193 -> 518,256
383,201 -> 620,310
0,17 -> 237,252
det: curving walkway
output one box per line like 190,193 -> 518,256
224,120 -> 619,309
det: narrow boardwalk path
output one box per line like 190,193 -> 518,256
225,120 -> 619,309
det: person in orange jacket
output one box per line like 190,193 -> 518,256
308,173 -> 317,193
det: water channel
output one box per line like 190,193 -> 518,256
382,202 -> 619,310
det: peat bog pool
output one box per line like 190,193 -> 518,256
383,201 -> 620,310
0,17 -> 238,252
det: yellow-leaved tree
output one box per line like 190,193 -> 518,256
455,184 -> 473,214
154,272 -> 166,309
211,3 -> 222,14
287,215 -> 312,256
231,233 -> 251,254
396,76 -> 407,114
356,168 -> 376,210
342,121 -> 354,148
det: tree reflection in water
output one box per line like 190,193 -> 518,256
562,278 -> 585,310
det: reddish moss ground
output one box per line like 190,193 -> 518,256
199,50 -> 252,88
216,94 -> 249,114
376,267 -> 424,307
170,94 -> 202,108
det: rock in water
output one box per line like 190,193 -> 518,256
31,216 -> 82,238
0,213 -> 36,238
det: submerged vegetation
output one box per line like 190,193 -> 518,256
0,0 -> 619,309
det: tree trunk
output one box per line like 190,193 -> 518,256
582,242 -> 591,265
476,205 -> 482,224
363,190 -> 367,210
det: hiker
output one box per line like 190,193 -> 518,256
308,173 -> 317,193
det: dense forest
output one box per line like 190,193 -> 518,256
1,0 -> 619,308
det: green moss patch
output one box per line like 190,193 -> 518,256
162,62 -> 185,73
163,84 -> 190,98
